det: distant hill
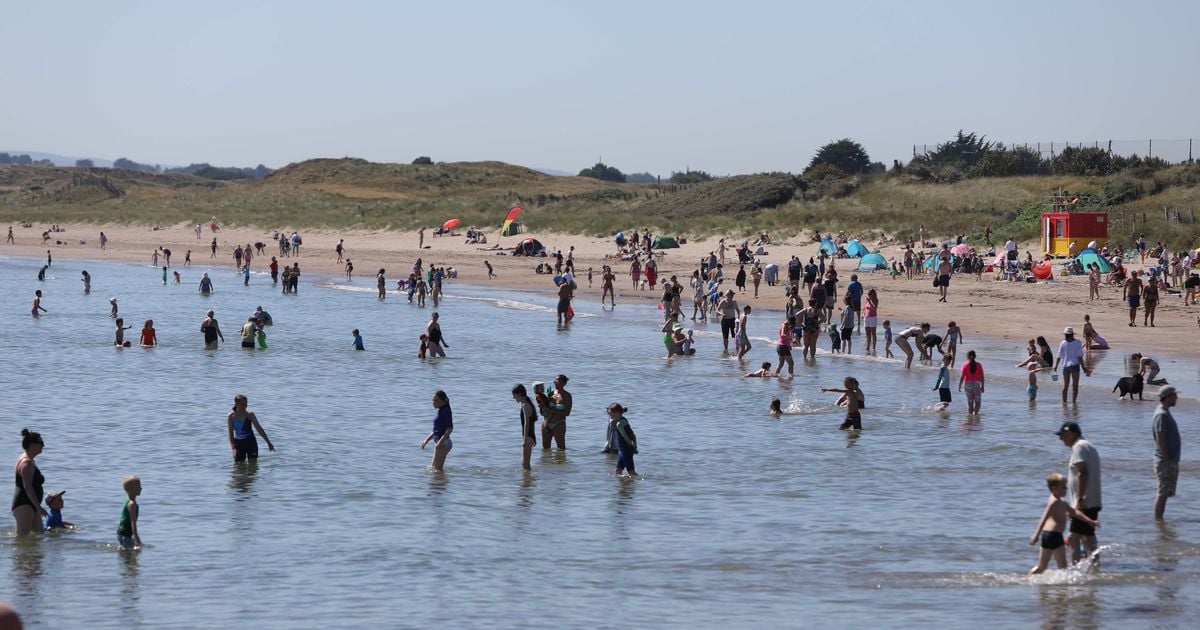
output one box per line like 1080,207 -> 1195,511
532,166 -> 573,177
1,151 -> 113,168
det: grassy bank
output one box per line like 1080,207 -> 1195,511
1,159 -> 1198,250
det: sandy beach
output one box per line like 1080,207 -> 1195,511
10,221 -> 1198,361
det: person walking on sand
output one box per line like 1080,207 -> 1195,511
1053,327 -> 1091,403
485,260 -> 495,279
425,312 -> 448,357
1123,271 -> 1143,327
200,310 -> 224,350
512,384 -> 537,471
11,428 -> 47,536
6,226 -> 13,244
1055,421 -> 1102,564
418,227 -> 425,249
420,390 -> 453,472
601,265 -> 616,307
935,254 -> 952,302
227,394 -> 275,463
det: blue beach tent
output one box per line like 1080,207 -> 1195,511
845,240 -> 870,258
1075,248 -> 1112,273
819,238 -> 836,255
857,253 -> 887,270
924,254 -> 958,269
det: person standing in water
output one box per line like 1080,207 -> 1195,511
542,374 -> 572,450
512,384 -> 537,471
425,313 -> 448,357
608,403 -> 638,477
377,269 -> 387,299
227,394 -> 275,463
31,290 -> 46,318
822,377 -> 864,430
200,310 -> 224,350
736,305 -> 753,361
957,350 -> 984,414
420,390 -> 453,472
11,428 -> 47,536
81,270 -> 91,294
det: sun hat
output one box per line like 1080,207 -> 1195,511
1063,326 -> 1075,335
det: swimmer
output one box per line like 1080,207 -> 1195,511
227,394 -> 275,463
745,362 -> 773,378
139,319 -> 157,347
113,318 -> 133,346
821,377 -> 863,430
116,475 -> 142,549
768,398 -> 783,418
31,290 -> 46,318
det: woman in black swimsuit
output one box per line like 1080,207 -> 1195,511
12,428 -> 46,536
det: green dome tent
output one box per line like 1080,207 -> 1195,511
652,235 -> 680,249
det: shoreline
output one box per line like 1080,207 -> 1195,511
8,220 -> 1200,366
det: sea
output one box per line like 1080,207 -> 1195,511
0,254 -> 1196,628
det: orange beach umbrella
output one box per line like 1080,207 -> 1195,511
442,218 -> 461,231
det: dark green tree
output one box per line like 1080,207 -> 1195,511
1052,147 -> 1114,176
668,170 -> 715,184
578,162 -> 626,183
806,138 -> 870,175
969,145 -> 1048,177
912,130 -> 993,173
75,159 -> 95,168
412,156 -> 433,165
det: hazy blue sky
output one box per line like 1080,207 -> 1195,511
3,1 -> 1198,173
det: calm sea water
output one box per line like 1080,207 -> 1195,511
0,254 -> 1196,628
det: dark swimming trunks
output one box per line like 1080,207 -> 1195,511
839,412 -> 862,431
1069,507 -> 1101,537
1040,530 -> 1065,550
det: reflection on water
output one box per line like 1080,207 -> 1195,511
0,256 -> 1198,627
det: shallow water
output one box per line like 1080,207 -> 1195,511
1,255 -> 1197,628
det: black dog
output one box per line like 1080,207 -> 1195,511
1114,373 -> 1144,400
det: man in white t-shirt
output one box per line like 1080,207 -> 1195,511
1056,421 -> 1102,564
1005,237 -> 1018,261
1053,327 -> 1091,403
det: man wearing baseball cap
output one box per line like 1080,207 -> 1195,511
1153,386 -> 1182,520
1056,421 -> 1102,563
1054,326 -> 1090,404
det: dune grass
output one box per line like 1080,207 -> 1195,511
1,160 -> 1198,250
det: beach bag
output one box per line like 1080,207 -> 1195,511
932,277 -> 941,287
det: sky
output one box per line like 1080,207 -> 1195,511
3,0 -> 1199,174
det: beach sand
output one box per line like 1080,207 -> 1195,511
10,222 -> 1197,361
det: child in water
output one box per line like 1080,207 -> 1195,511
109,297 -> 119,318
173,271 -> 181,284
116,475 -> 142,549
882,320 -> 894,358
1029,472 -> 1099,574
933,354 -> 952,410
1026,362 -> 1046,401
768,398 -> 783,417
139,319 -> 157,346
162,266 -> 168,285
822,377 -> 864,430
352,329 -> 365,351
744,362 -> 773,377
417,333 -> 428,358
44,490 -> 74,531
114,318 -> 133,346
